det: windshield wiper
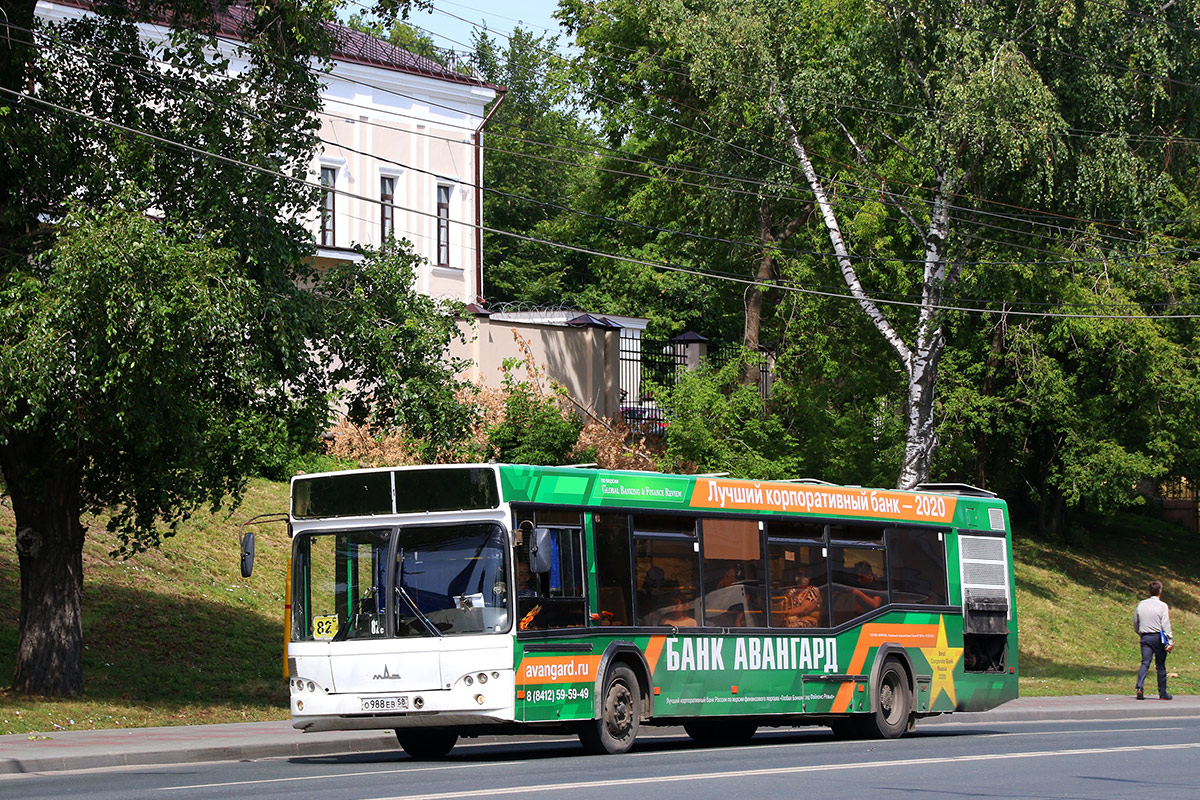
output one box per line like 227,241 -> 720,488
396,548 -> 443,638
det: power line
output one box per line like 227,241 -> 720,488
22,16 -> 1194,275
15,6 -> 1200,289
43,2 -> 1192,263
7,84 -> 1200,321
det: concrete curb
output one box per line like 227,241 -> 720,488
0,723 -> 396,776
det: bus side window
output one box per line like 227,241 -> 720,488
701,518 -> 765,627
829,546 -> 888,627
592,514 -> 632,626
634,535 -> 699,626
516,527 -> 586,631
767,543 -> 828,629
886,528 -> 947,605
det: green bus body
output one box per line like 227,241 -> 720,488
285,464 -> 1018,755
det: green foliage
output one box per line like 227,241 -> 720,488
0,193 -> 285,552
485,358 -> 583,465
473,26 -> 606,307
320,239 -> 476,457
936,252 -> 1200,530
657,352 -> 800,479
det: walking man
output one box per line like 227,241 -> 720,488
1134,580 -> 1174,700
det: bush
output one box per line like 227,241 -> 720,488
486,357 -> 582,465
658,352 -> 800,479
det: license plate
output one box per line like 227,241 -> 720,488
361,696 -> 408,712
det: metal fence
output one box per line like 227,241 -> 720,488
618,338 -> 774,432
618,337 -> 685,432
709,343 -> 774,399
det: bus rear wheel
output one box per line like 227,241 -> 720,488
859,660 -> 911,739
683,719 -> 757,746
579,664 -> 641,754
395,729 -> 458,759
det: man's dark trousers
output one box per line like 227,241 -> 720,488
1138,632 -> 1168,696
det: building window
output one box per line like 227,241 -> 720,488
380,175 -> 395,241
436,184 -> 451,266
320,166 -> 337,247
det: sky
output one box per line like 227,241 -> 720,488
403,0 -> 568,52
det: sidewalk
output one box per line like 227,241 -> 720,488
1,695 -> 1197,775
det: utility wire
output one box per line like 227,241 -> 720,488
19,18 -> 1195,274
409,3 -> 1200,257
6,84 -> 1200,321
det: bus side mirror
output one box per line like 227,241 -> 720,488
240,531 -> 255,578
529,527 -> 552,574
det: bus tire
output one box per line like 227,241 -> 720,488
395,729 -> 458,759
579,664 -> 640,754
860,659 -> 911,739
683,719 -> 757,746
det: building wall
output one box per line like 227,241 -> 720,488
36,1 -> 497,305
455,317 -> 622,421
313,63 -> 496,304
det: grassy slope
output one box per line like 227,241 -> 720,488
1014,511 -> 1198,697
0,485 -> 1196,734
0,479 -> 293,734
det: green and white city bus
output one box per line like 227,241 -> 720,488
249,463 -> 1017,757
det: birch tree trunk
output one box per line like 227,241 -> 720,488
776,96 -> 955,489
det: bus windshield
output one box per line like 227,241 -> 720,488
292,523 -> 511,642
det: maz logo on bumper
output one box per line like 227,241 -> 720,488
373,665 -> 403,680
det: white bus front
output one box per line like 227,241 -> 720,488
286,468 -> 517,755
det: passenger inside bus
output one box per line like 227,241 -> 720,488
658,591 -> 698,627
780,564 -> 823,628
848,561 -> 885,614
636,565 -> 674,624
703,563 -> 754,626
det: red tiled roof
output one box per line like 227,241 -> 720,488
44,0 -> 496,89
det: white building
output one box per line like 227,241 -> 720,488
36,1 -> 502,305
312,25 -> 501,304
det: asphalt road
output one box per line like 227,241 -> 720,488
3,716 -> 1199,800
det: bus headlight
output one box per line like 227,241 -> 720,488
477,673 -> 488,684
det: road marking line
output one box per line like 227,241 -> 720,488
158,726 -> 1192,791
359,742 -> 1200,800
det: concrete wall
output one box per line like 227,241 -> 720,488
455,317 -> 621,420
1161,499 -> 1198,534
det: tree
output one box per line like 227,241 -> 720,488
0,0 -> 461,695
560,0 -> 811,348
472,25 -> 603,306
570,0 -> 1200,496
662,0 -> 1080,488
0,193 -> 302,694
657,353 -> 800,480
321,238 -> 475,455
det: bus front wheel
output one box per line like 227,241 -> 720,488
579,664 -> 641,754
859,660 -> 911,739
395,729 -> 458,759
